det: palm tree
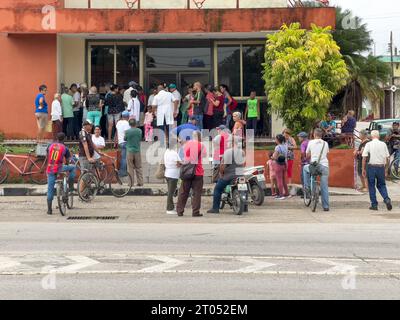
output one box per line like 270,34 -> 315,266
331,7 -> 391,119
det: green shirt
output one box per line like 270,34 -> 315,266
247,98 -> 259,118
125,128 -> 142,153
61,93 -> 74,118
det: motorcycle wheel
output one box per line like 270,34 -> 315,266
251,184 -> 265,206
232,189 -> 245,215
220,201 -> 225,210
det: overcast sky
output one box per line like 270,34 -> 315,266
330,0 -> 400,56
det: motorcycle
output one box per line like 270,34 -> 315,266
243,166 -> 267,206
220,176 -> 249,215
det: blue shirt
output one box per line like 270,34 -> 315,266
342,116 -> 356,133
321,120 -> 336,133
35,93 -> 48,113
172,124 -> 199,141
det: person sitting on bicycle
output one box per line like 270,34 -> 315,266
207,135 -> 245,214
303,128 -> 330,212
46,132 -> 77,215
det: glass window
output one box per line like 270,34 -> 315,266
90,45 -> 114,88
116,46 -> 140,86
243,45 -> 265,97
146,47 -> 211,69
217,45 -> 241,97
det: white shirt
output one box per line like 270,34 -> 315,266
152,90 -> 175,126
51,100 -> 62,121
148,94 -> 155,107
73,91 -> 81,112
362,138 -> 390,165
127,97 -> 141,121
123,87 -> 134,105
92,135 -> 105,160
116,120 -> 131,145
164,149 -> 182,179
306,139 -> 329,168
171,90 -> 182,109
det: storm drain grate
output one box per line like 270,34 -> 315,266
67,216 -> 119,221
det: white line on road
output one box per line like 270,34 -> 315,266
313,258 -> 357,275
0,256 -> 21,271
55,256 -> 100,273
139,256 -> 185,273
236,257 -> 275,273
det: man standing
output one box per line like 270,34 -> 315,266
341,110 -> 356,147
61,87 -> 74,140
125,119 -> 144,187
244,90 -> 260,134
106,84 -> 125,142
169,84 -> 181,127
303,128 -> 330,212
152,84 -> 176,147
51,93 -> 63,141
70,84 -> 82,140
212,125 -> 230,182
46,132 -> 76,215
123,81 -> 138,107
115,111 -> 131,177
386,121 -> 400,162
362,130 -> 392,211
34,84 -> 49,142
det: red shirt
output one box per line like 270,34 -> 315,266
206,92 -> 215,116
214,95 -> 225,113
46,143 -> 69,174
184,140 -> 206,176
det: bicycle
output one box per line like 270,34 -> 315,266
303,173 -> 320,213
0,148 -> 47,185
77,158 -> 132,202
56,172 -> 74,216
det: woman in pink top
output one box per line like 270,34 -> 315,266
144,106 -> 154,142
266,151 -> 278,197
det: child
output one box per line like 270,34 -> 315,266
144,106 -> 154,142
266,151 -> 278,197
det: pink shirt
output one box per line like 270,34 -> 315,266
144,112 -> 154,125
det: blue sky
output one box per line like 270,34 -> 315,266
330,0 -> 400,56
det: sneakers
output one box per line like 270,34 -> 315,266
166,210 -> 177,215
384,198 -> 393,211
369,206 -> 378,211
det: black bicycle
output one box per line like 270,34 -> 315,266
56,172 -> 73,216
78,158 -> 132,202
303,173 -> 320,212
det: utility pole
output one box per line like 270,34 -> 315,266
389,31 -> 395,118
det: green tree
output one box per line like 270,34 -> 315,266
332,7 -> 391,119
263,23 -> 349,133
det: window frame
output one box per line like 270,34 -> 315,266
214,40 -> 266,101
87,41 -> 144,87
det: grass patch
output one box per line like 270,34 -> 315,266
0,145 -> 36,155
333,144 -> 352,150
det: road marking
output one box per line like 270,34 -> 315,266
139,256 -> 185,273
236,257 -> 275,273
55,256 -> 100,273
313,258 -> 357,275
0,256 -> 21,271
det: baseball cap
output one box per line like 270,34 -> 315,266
297,132 -> 308,138
122,111 -> 130,118
83,119 -> 93,126
169,83 -> 177,89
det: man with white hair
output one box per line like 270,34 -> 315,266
362,130 -> 392,211
51,93 -> 63,141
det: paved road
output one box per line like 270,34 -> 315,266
1,196 -> 400,299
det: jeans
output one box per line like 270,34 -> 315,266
225,114 -> 232,129
119,142 -> 127,177
47,165 -> 77,202
212,179 -> 231,210
303,164 -> 330,209
166,177 -> 178,211
246,118 -> 258,135
367,165 -> 390,207
193,114 -> 203,131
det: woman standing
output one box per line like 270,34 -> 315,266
271,134 -> 289,200
283,129 -> 297,195
191,82 -> 205,130
181,86 -> 194,125
164,147 -> 182,215
232,112 -> 246,142
213,88 -> 225,127
86,86 -> 104,127
204,85 -> 217,130
220,84 -> 236,130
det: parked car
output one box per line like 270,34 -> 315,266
365,119 -> 400,140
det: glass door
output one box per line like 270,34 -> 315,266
147,73 -> 178,90
180,72 -> 210,94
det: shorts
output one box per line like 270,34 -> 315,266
35,113 -> 48,129
107,113 -> 121,124
287,159 -> 294,179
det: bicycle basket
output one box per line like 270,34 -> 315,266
36,143 -> 49,157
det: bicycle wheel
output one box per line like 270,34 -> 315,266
56,182 -> 67,216
29,158 -> 47,185
311,183 -> 320,213
303,187 -> 312,207
0,160 -> 9,184
65,178 -> 74,210
110,171 -> 132,198
78,172 -> 99,202
390,158 -> 400,180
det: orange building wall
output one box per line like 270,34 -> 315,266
0,34 -> 57,139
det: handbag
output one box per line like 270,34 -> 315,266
155,152 -> 166,180
309,141 -> 326,176
180,147 -> 202,180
